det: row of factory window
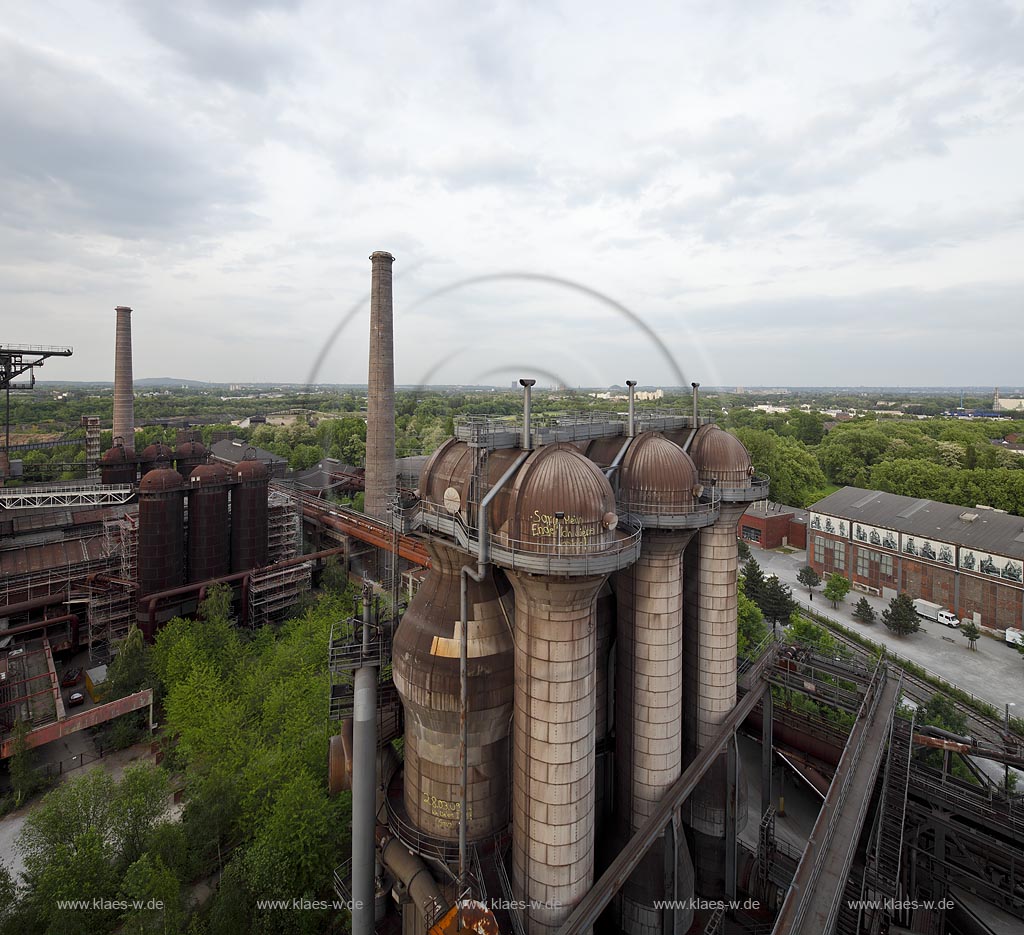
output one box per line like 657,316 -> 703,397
855,548 -> 894,578
813,535 -> 845,571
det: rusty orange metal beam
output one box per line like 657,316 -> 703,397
302,505 -> 430,567
0,688 -> 153,758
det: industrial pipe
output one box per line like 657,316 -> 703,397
691,382 -> 700,426
352,579 -> 378,935
456,446 -> 530,886
0,594 -> 66,618
520,378 -> 536,451
626,380 -> 637,437
0,614 -> 79,644
137,545 -> 349,638
376,827 -> 444,924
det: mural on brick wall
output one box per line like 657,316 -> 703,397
900,534 -> 957,566
810,513 -> 848,537
853,522 -> 899,552
959,548 -> 1024,583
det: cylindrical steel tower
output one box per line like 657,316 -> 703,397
175,439 -> 208,481
188,463 -> 231,583
492,443 -> 639,935
112,306 -> 135,451
138,468 -> 185,596
365,251 -> 396,522
608,431 -> 719,935
392,540 -> 514,840
681,423 -> 763,892
230,457 -> 269,572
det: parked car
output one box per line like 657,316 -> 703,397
67,691 -> 85,708
61,667 -> 83,687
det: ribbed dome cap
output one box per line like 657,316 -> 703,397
141,443 -> 173,461
175,440 -> 207,459
101,445 -> 135,464
189,463 -> 229,486
618,432 -> 698,511
234,458 -> 268,481
688,424 -> 753,487
505,443 -> 617,546
139,467 -> 183,492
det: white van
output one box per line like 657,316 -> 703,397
936,610 -> 960,628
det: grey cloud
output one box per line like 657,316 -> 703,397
0,36 -> 256,238
127,0 -> 301,93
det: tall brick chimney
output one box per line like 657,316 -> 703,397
113,306 -> 135,448
365,252 -> 396,521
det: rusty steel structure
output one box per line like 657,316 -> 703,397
187,462 -> 231,583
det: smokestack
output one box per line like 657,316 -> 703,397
113,306 -> 135,450
365,252 -> 396,521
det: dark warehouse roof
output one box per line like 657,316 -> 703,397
810,487 -> 1024,559
209,439 -> 287,467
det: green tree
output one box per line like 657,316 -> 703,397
882,594 -> 921,637
823,573 -> 852,609
921,693 -> 968,736
9,718 -> 38,807
110,763 -> 171,866
741,557 -> 766,609
737,591 -> 768,657
761,577 -> 797,632
960,620 -> 982,650
119,854 -> 183,935
737,537 -> 752,562
105,625 -> 151,700
853,597 -> 876,625
796,565 -> 821,598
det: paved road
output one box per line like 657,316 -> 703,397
753,547 -> 1024,712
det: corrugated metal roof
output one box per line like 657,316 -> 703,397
809,487 -> 1024,559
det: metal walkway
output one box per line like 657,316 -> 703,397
0,484 -> 134,510
771,664 -> 903,935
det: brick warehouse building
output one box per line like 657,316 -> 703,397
739,501 -> 807,550
806,487 -> 1024,630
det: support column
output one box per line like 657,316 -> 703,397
508,573 -> 604,935
614,532 -> 695,935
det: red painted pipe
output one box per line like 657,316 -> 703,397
0,613 -> 79,644
0,594 -> 65,618
137,546 -> 350,640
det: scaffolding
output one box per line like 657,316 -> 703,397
248,562 -> 311,628
85,516 -> 138,664
267,487 -> 301,564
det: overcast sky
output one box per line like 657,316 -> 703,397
2,1 -> 1022,388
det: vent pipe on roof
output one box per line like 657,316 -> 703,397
691,381 -> 700,426
626,380 -> 637,437
520,379 -> 536,450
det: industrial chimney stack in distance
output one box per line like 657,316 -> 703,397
365,252 -> 396,521
113,306 -> 135,451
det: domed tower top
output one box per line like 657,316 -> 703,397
139,467 -> 183,493
687,424 -> 766,501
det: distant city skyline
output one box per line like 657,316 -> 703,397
2,2 -> 1023,386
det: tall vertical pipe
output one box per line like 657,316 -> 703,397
365,251 -> 396,522
520,378 -> 536,450
352,584 -> 378,935
691,382 -> 700,426
113,306 -> 135,451
626,380 -> 636,437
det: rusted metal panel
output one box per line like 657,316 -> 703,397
138,469 -> 185,595
0,688 -> 152,757
230,459 -> 269,572
188,463 -> 230,582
